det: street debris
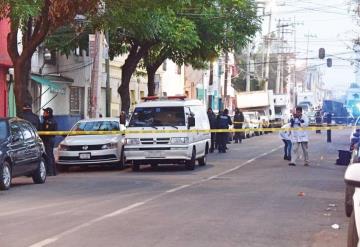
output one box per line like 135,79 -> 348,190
323,213 -> 331,217
298,192 -> 306,197
331,224 -> 340,230
328,204 -> 336,207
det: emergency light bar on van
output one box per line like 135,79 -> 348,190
141,96 -> 187,101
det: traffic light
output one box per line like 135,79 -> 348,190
327,58 -> 332,68
319,48 -> 325,59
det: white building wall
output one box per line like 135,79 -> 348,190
157,59 -> 185,96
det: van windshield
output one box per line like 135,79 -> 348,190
129,107 -> 185,127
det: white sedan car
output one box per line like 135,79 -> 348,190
55,118 -> 126,170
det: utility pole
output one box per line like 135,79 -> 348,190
89,31 -> 101,118
224,52 -> 229,107
264,11 -> 272,92
304,31 -> 317,92
275,19 -> 281,94
105,30 -> 111,117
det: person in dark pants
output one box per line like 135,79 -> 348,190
325,112 -> 332,143
41,107 -> 58,176
207,107 -> 217,153
216,109 -> 232,153
233,108 -> 244,143
315,110 -> 322,134
21,103 -> 40,130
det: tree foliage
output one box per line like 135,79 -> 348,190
0,0 -> 99,114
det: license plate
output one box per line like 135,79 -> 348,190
79,153 -> 91,159
147,150 -> 163,158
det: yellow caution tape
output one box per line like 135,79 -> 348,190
37,125 -> 354,136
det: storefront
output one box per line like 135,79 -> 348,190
0,19 -> 12,117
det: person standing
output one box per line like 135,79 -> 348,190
21,103 -> 40,130
216,109 -> 232,153
41,107 -> 58,176
279,123 -> 292,161
325,112 -> 332,143
207,107 -> 217,153
289,106 -> 309,166
233,108 -> 244,143
315,110 -> 322,134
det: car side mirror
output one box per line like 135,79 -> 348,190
188,116 -> 195,129
345,164 -> 360,187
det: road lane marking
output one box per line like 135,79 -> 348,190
29,146 -> 282,247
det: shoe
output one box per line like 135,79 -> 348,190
284,156 -> 288,160
210,149 -> 214,153
288,163 -> 296,166
304,163 -> 309,166
287,157 -> 292,161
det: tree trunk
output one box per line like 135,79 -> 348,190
14,58 -> 32,117
147,67 -> 156,96
118,42 -> 154,113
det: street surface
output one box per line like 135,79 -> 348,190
0,130 -> 350,247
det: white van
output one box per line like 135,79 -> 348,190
124,96 -> 211,171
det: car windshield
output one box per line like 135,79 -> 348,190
71,121 -> 120,131
0,120 -> 8,141
129,107 -> 185,127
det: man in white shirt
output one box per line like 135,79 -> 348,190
289,106 -> 309,166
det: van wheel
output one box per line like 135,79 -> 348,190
198,154 -> 207,166
348,211 -> 359,247
32,157 -> 47,184
132,164 -> 140,172
346,185 -> 355,217
185,149 -> 196,170
0,160 -> 11,190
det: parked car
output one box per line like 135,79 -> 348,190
55,118 -> 126,170
0,118 -> 47,190
350,116 -> 360,150
124,96 -> 211,171
344,163 -> 360,247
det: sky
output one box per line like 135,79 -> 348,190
264,0 -> 358,96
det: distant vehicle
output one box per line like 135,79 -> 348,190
124,96 -> 211,171
322,100 -> 351,124
56,118 -> 126,170
307,111 -> 316,125
0,118 -> 47,190
243,112 -> 262,136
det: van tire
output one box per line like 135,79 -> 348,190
0,160 -> 11,191
348,211 -> 358,247
198,155 -> 207,166
185,149 -> 196,170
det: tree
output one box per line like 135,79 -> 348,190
0,0 -> 99,115
144,0 -> 260,96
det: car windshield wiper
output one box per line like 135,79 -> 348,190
148,124 -> 158,130
168,125 -> 178,129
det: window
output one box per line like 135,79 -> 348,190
129,107 -> 185,127
0,121 -> 8,141
130,90 -> 136,106
70,87 -> 85,115
72,121 -> 120,131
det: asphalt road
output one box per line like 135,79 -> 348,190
0,130 -> 350,247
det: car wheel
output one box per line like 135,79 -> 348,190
32,157 -> 47,184
185,148 -> 196,170
132,163 -> 140,172
346,185 -> 356,217
348,211 -> 359,247
113,148 -> 126,170
0,160 -> 11,190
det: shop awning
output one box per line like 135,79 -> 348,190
31,75 -> 63,90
